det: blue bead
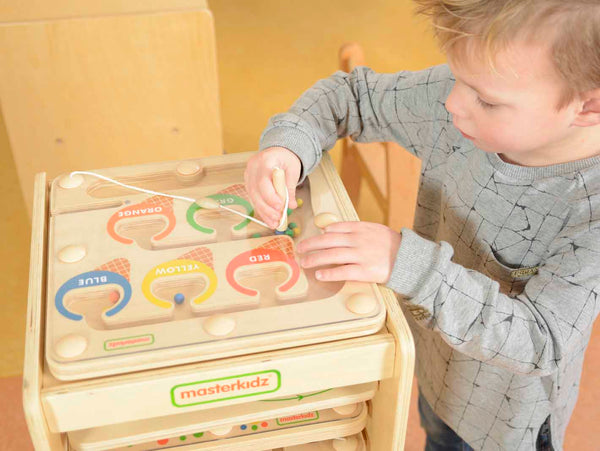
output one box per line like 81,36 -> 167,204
174,293 -> 185,304
274,230 -> 285,235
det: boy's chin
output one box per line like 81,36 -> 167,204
462,140 -> 525,163
477,147 -> 515,163
496,153 -> 515,164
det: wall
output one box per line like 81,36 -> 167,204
0,0 -> 444,376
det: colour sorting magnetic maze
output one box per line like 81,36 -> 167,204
46,153 -> 386,381
69,402 -> 367,451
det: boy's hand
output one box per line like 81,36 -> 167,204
245,147 -> 302,228
296,221 -> 402,283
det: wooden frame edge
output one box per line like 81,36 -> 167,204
22,173 -> 65,450
367,290 -> 415,450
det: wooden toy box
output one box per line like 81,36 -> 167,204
23,152 -> 415,450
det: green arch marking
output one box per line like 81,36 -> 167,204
187,194 -> 254,234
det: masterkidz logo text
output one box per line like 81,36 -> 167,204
104,334 -> 154,351
277,411 -> 319,425
171,370 -> 281,407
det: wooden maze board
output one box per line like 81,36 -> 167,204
68,400 -> 369,450
46,152 -> 386,381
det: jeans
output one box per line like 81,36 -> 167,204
418,391 -> 554,451
418,391 -> 474,451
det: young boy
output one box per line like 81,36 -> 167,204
245,1 -> 600,449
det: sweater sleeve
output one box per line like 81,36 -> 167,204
386,217 -> 600,376
259,64 -> 455,182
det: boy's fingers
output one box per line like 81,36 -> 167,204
252,203 -> 274,226
285,179 -> 297,209
259,177 -> 284,210
300,248 -> 359,268
252,178 -> 284,225
288,191 -> 297,209
316,264 -> 364,282
250,193 -> 280,227
296,233 -> 354,253
322,221 -> 361,233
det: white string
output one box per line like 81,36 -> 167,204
273,167 -> 290,231
220,204 -> 270,228
69,170 -> 289,230
70,171 -> 196,203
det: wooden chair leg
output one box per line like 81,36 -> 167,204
340,140 -> 362,207
386,142 -> 421,232
339,42 -> 365,73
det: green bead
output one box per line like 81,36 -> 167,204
193,432 -> 204,438
289,222 -> 297,229
251,233 -> 261,238
287,208 -> 292,216
285,229 -> 294,237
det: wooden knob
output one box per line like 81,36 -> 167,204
58,173 -> 84,189
314,212 -> 341,229
333,403 -> 358,416
176,160 -> 203,176
203,314 -> 236,336
210,425 -> 233,436
58,245 -> 86,263
332,436 -> 358,451
345,293 -> 376,315
55,334 -> 88,358
176,161 -> 204,183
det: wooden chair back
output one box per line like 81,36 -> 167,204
0,1 -> 222,212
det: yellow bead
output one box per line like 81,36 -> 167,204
293,227 -> 301,236
297,198 -> 304,207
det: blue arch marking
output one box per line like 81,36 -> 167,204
55,270 -> 132,321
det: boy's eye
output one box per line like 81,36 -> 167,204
476,97 -> 496,109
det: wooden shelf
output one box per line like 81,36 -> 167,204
69,395 -> 372,450
23,154 -> 415,450
42,331 -> 394,432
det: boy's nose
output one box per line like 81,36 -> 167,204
445,83 -> 471,121
444,85 -> 467,119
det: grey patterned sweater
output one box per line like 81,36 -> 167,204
259,64 -> 600,450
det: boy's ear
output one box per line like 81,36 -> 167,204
572,88 -> 600,127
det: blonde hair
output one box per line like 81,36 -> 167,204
414,0 -> 600,108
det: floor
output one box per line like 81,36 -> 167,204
1,1 -> 599,450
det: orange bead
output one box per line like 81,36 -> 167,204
108,290 -> 120,303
